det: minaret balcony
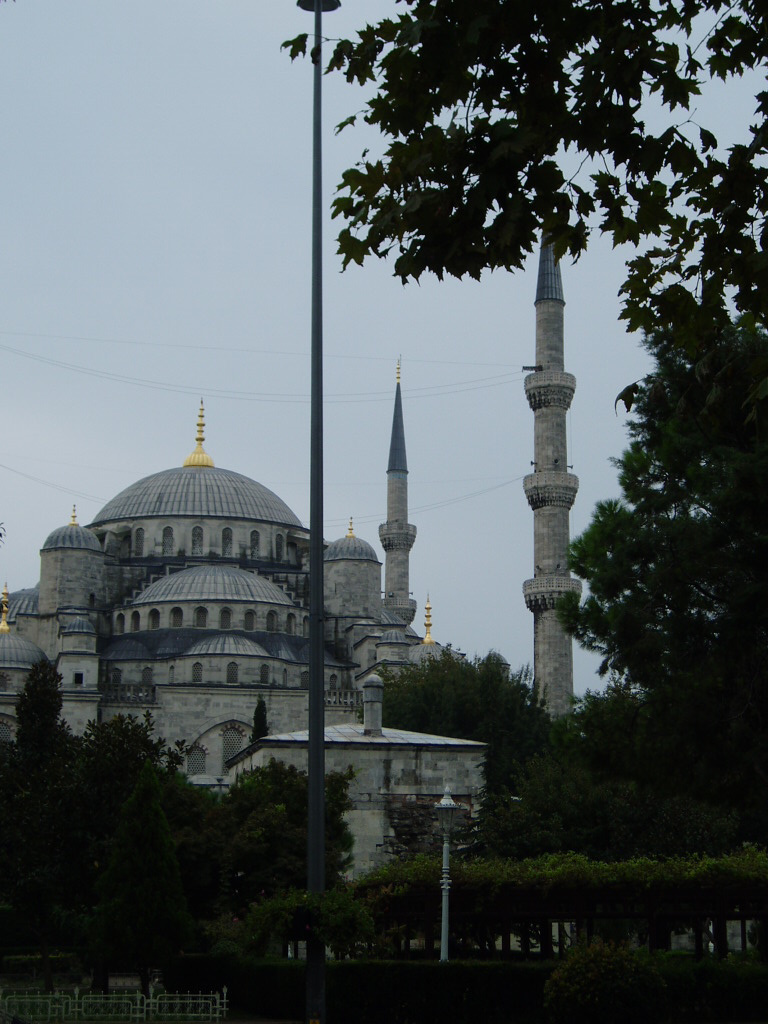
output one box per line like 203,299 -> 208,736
523,574 -> 582,612
524,371 -> 576,411
523,472 -> 579,510
382,595 -> 417,624
378,523 -> 417,551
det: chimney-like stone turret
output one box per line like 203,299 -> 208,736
522,244 -> 582,716
379,364 -> 417,624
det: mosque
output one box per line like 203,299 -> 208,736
0,245 -> 579,817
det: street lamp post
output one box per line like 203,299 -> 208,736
295,0 -> 339,1022
435,786 -> 459,962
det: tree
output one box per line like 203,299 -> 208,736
250,696 -> 268,743
288,0 -> 768,361
0,663 -> 81,990
559,325 -> 768,836
382,651 -> 550,795
92,760 -> 192,996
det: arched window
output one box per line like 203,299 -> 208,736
168,665 -> 175,684
220,607 -> 232,630
195,607 -> 208,628
260,664 -> 270,684
222,528 -> 233,558
148,608 -> 160,630
141,666 -> 153,686
171,607 -> 183,628
131,611 -> 141,632
266,610 -> 277,633
303,616 -> 310,637
329,673 -> 338,691
111,666 -> 122,685
250,530 -> 260,559
192,662 -> 203,683
187,745 -> 207,775
300,671 -> 309,687
134,528 -> 144,557
162,526 -> 174,556
226,661 -> 239,684
282,668 -> 288,686
286,613 -> 295,636
115,613 -> 125,635
244,610 -> 255,631
0,720 -> 12,744
275,534 -> 284,562
192,525 -> 203,556
221,726 -> 244,770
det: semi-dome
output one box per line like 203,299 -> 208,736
0,633 -> 48,670
325,520 -> 379,563
184,634 -> 269,659
133,564 -> 295,606
90,466 -> 302,529
8,586 -> 39,621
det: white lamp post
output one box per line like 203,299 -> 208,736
435,786 -> 459,962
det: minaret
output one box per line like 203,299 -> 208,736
522,244 -> 582,716
379,362 -> 417,624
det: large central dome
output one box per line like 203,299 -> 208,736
90,466 -> 302,529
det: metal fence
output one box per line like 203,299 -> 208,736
0,988 -> 228,1024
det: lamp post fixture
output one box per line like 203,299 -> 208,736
295,1 -> 340,1022
435,786 -> 459,962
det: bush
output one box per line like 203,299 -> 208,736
543,940 -> 668,1024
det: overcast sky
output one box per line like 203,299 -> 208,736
0,2 -> 755,696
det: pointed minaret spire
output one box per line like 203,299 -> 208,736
522,241 -> 581,716
380,362 -> 417,624
423,594 -> 435,645
0,583 -> 10,634
183,399 -> 215,469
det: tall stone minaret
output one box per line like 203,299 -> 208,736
379,363 -> 417,625
522,244 -> 582,716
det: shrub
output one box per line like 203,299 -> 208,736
543,940 -> 668,1024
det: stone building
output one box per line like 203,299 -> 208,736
230,674 -> 484,877
0,381 -> 450,784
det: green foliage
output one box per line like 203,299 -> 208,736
382,651 -> 549,796
480,753 -> 737,860
243,888 -> 375,960
323,0 -> 768,361
543,940 -> 667,1024
560,326 -> 768,837
250,696 -> 268,743
92,760 -> 193,995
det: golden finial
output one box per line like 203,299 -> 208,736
0,583 -> 10,635
347,517 -> 355,538
182,399 -> 215,469
70,505 -> 78,526
423,594 -> 434,645
396,358 -> 401,385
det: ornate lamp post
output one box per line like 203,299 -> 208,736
295,0 -> 340,1021
435,786 -> 459,962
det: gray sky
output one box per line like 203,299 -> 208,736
0,2 -> 753,695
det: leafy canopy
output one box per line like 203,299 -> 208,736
560,325 -> 768,832
288,0 -> 768,355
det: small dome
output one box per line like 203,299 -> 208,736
409,644 -> 441,664
184,634 -> 269,658
377,629 -> 409,646
0,633 -> 48,670
62,617 -> 96,635
7,586 -> 39,621
133,564 -> 294,607
42,523 -> 101,553
324,535 -> 379,563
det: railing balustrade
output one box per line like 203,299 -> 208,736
0,988 -> 227,1023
